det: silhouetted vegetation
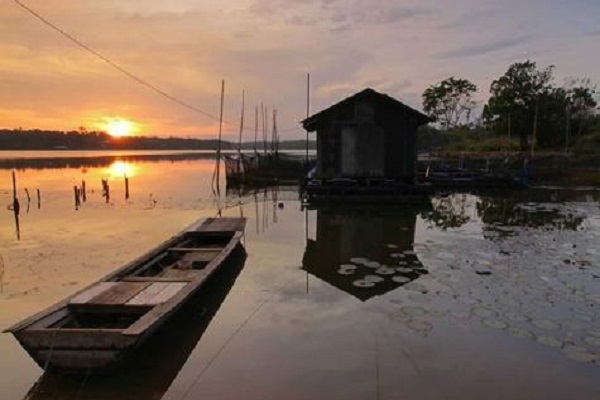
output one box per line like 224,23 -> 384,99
0,129 -> 316,151
421,60 -> 599,153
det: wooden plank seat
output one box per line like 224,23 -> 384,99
68,281 -> 188,310
126,282 -> 188,306
70,282 -> 150,307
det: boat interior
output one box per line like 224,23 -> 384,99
24,231 -> 236,332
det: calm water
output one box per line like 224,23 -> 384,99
1,151 -> 599,399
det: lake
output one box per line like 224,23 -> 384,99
1,151 -> 599,399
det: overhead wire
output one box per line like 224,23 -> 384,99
11,0 -> 307,136
11,0 -> 220,121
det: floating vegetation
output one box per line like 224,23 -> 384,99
396,267 -> 413,274
390,253 -> 405,259
482,318 -> 508,330
506,327 -> 534,339
375,267 -> 396,275
536,335 -> 563,348
531,319 -> 561,331
472,306 -> 497,319
392,276 -> 412,284
352,280 -> 375,288
407,319 -> 433,336
364,275 -> 384,283
363,260 -> 381,269
350,257 -> 369,265
386,244 -> 398,249
400,306 -> 428,317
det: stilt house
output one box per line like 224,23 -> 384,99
302,88 -> 431,182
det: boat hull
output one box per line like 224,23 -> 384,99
6,217 -> 246,374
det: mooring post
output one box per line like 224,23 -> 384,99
74,185 -> 81,210
12,171 -> 20,240
81,180 -> 87,202
125,175 -> 130,200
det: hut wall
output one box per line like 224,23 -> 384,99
315,99 -> 420,180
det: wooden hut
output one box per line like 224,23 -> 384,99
302,88 -> 432,183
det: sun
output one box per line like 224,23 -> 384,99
104,118 -> 137,137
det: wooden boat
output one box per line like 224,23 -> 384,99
24,249 -> 247,399
4,217 -> 246,373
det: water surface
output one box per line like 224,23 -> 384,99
1,152 -> 599,399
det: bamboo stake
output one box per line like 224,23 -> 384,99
254,106 -> 258,154
213,79 -> 225,193
125,175 -> 130,200
12,171 -> 20,240
81,180 -> 87,202
74,186 -> 81,210
306,73 -> 310,167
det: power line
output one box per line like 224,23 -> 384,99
11,0 -> 221,121
12,0 -> 307,136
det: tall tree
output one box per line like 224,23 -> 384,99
485,61 -> 555,150
565,78 -> 598,140
422,77 -> 477,129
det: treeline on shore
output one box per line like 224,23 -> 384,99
419,60 -> 600,154
0,129 -> 315,151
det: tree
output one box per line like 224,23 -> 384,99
422,77 -> 477,129
485,60 -> 555,150
565,78 -> 598,141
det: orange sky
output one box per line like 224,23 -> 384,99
1,1 -> 598,140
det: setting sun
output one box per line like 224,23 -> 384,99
104,118 -> 137,137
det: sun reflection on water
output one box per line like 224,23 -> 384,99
106,160 -> 138,178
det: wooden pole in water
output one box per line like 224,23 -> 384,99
36,188 -> 41,209
254,106 -> 258,154
125,175 -> 130,200
213,79 -> 225,190
24,188 -> 31,204
102,179 -> 110,203
73,186 -> 80,210
81,180 -> 87,202
238,90 -> 245,156
306,73 -> 311,168
12,171 -> 20,240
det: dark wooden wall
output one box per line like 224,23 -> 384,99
315,99 -> 419,180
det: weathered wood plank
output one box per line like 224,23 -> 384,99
168,247 -> 224,252
18,329 -> 135,349
126,283 -> 171,306
123,231 -> 243,336
120,276 -> 195,283
147,283 -> 187,305
160,269 -> 204,280
34,349 -> 121,369
69,282 -> 119,305
90,282 -> 151,305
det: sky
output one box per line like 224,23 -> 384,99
0,0 -> 598,140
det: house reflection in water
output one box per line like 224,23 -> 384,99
302,206 -> 428,301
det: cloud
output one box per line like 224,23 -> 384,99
437,35 -> 533,59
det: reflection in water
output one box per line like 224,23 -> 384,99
0,152 -> 218,171
302,205 -> 429,301
24,249 -> 247,400
106,161 -> 138,179
423,192 -> 590,238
